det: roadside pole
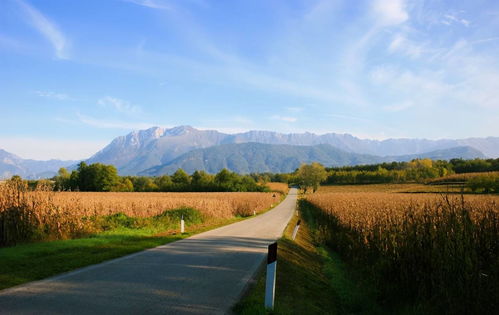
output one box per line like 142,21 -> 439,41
291,220 -> 301,240
265,242 -> 277,310
180,215 -> 185,233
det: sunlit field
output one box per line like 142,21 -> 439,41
0,181 -> 282,246
304,186 -> 498,313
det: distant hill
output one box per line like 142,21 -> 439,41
0,149 -> 76,179
387,146 -> 486,162
86,126 -> 499,175
139,143 -> 485,176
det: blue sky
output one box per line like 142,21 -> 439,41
1,0 -> 498,159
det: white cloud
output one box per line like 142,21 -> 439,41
372,0 -> 408,26
388,34 -> 426,58
442,14 -> 470,27
123,0 -> 171,10
0,136 -> 107,160
16,0 -> 68,59
270,115 -> 297,122
34,90 -> 70,100
97,96 -> 141,114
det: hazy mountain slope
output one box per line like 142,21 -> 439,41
0,149 -> 76,179
229,131 -> 499,157
387,146 -> 486,162
119,127 -> 228,175
86,126 -> 498,175
140,144 -> 485,176
454,137 -> 499,158
140,143 -> 384,175
86,126 -> 230,175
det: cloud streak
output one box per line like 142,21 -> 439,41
34,90 -> 71,100
123,0 -> 171,10
16,0 -> 68,59
97,96 -> 141,114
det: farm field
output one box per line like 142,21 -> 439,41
317,183 -> 466,193
304,185 -> 499,313
0,181 -> 284,289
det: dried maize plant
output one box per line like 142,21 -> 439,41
0,180 -> 88,246
306,192 -> 499,314
1,183 -> 280,246
50,191 -> 280,219
266,182 -> 289,194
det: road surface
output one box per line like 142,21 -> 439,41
0,188 -> 298,314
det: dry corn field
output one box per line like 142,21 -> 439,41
51,191 -> 281,218
304,191 -> 499,313
0,180 -> 281,246
266,182 -> 289,194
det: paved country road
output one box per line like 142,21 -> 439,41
0,188 -> 298,314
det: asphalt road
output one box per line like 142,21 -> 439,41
0,188 -> 298,314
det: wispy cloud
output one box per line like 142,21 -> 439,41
442,14 -> 470,27
123,0 -> 171,10
33,90 -> 71,100
16,0 -> 68,59
371,0 -> 408,26
270,115 -> 297,123
97,96 -> 141,114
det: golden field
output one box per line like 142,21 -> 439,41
51,191 -> 282,218
0,180 -> 282,246
304,187 -> 499,313
265,182 -> 289,194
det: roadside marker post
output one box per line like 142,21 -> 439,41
292,220 -> 301,240
265,242 -> 277,310
180,215 -> 185,233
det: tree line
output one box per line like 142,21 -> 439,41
322,158 -> 499,185
53,162 -> 269,192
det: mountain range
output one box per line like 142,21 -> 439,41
1,126 -> 496,179
0,149 -> 75,180
139,143 -> 485,175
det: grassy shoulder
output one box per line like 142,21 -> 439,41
233,200 -> 381,314
0,199 -> 287,291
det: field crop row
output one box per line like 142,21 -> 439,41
305,191 -> 499,313
0,180 -> 282,246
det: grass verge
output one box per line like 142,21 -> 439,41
233,199 -> 381,315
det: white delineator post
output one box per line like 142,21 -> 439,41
180,215 -> 185,233
292,219 -> 301,240
265,242 -> 277,310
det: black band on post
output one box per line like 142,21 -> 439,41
297,220 -> 301,226
267,242 -> 277,264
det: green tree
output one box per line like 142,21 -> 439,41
215,168 -> 239,191
53,167 -> 71,191
72,162 -> 120,191
155,175 -> 173,191
132,176 -> 157,192
171,169 -> 190,191
297,163 -> 327,192
114,177 -> 134,192
191,170 -> 214,191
